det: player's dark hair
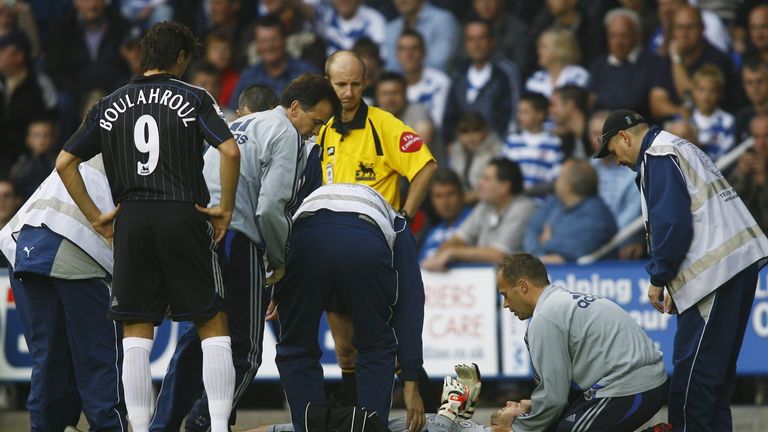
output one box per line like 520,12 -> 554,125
399,28 -> 425,50
377,71 -> 407,89
431,169 -> 464,194
281,73 -> 341,114
554,85 -> 589,114
488,157 -> 523,195
499,254 -> 551,288
140,22 -> 200,73
255,14 -> 287,39
239,84 -> 279,113
519,92 -> 549,114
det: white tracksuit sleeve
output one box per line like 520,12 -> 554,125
255,126 -> 302,267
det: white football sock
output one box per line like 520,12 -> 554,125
122,337 -> 154,432
202,336 -> 235,432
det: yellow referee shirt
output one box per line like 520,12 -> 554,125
317,102 -> 435,207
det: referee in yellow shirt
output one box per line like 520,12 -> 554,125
318,51 -> 437,215
318,51 -> 437,432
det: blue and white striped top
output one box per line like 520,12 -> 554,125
525,65 -> 590,99
316,4 -> 387,57
692,108 -> 734,161
501,130 -> 564,189
407,67 -> 451,127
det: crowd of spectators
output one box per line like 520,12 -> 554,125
2,0 -> 768,266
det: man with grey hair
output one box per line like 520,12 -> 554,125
588,8 -> 657,117
523,160 -> 617,263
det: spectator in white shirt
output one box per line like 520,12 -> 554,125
525,28 -> 590,99
302,0 -> 387,57
396,28 -> 451,128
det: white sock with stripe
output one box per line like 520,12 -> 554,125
202,336 -> 235,432
122,337 -> 154,432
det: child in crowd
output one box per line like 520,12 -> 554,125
205,31 -> 241,109
10,119 -> 56,200
447,112 -> 502,205
501,93 -> 563,191
188,60 -> 236,121
690,64 -> 734,161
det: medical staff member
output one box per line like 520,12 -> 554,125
319,49 -> 437,432
498,254 -> 668,431
0,156 -> 127,431
276,183 -> 402,432
595,109 -> 768,431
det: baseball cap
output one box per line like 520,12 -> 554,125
0,30 -> 31,58
593,109 -> 647,159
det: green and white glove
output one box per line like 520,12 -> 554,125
454,363 -> 481,419
438,376 -> 469,422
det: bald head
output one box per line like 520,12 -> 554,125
325,50 -> 367,119
325,50 -> 367,80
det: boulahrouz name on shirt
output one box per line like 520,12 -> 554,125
99,88 -> 197,131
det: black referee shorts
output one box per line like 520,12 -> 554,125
109,201 -> 225,324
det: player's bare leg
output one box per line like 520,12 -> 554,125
122,321 -> 156,432
196,310 -> 236,432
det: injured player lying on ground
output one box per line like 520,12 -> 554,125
241,364 -> 670,432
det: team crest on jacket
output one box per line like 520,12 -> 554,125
399,132 -> 424,153
356,161 -> 376,181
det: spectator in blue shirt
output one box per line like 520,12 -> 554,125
384,0 -> 460,72
524,159 -> 617,263
229,15 -> 317,108
419,169 -> 471,262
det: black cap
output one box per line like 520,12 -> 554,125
0,30 -> 31,58
593,109 -> 647,159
